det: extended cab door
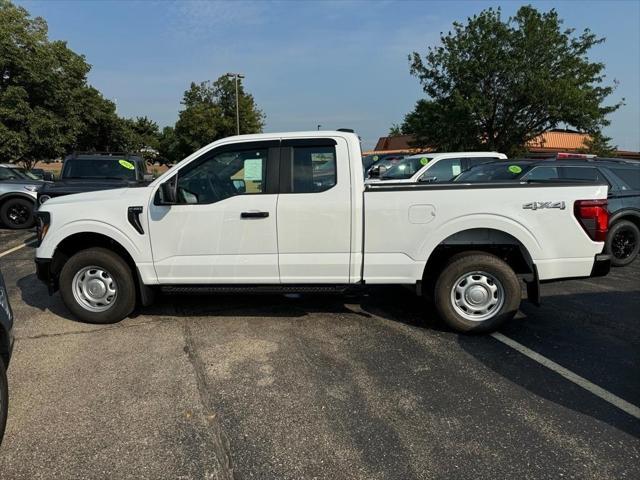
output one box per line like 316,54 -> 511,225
276,138 -> 352,283
148,141 -> 280,284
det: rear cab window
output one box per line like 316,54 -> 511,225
281,140 -> 337,193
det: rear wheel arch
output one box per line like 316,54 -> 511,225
609,210 -> 640,230
422,228 -> 534,291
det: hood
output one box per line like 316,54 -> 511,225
41,178 -> 133,194
1,179 -> 46,187
41,186 -> 151,208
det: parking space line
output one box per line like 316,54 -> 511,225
491,332 -> 640,420
0,237 -> 37,258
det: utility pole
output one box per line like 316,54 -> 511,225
225,72 -> 245,135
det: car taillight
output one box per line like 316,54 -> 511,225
573,199 -> 609,242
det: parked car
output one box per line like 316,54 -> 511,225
0,269 -> 14,446
367,152 -> 508,183
29,168 -> 55,182
38,153 -> 153,205
364,155 -> 406,178
0,164 -> 45,229
455,158 -> 640,266
35,131 -> 610,333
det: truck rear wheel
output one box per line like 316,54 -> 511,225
434,252 -> 520,333
59,248 -> 136,324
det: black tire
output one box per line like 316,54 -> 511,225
0,360 -> 7,447
605,220 -> 640,267
59,248 -> 136,324
433,251 -> 521,333
0,198 -> 35,229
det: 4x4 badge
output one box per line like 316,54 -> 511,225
523,201 -> 566,210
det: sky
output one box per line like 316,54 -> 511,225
17,0 -> 640,151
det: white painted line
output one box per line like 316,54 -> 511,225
0,237 -> 37,258
491,332 -> 640,420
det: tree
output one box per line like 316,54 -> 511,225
388,124 -> 402,136
71,86 -> 133,153
0,0 -> 92,168
581,131 -> 617,157
171,76 -> 265,161
125,116 -> 161,161
157,126 -> 180,165
403,6 -> 622,155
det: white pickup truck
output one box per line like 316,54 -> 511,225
35,131 -> 611,332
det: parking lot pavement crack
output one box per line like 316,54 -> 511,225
181,319 -> 235,480
15,316 -> 180,341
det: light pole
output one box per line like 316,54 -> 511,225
225,72 -> 245,135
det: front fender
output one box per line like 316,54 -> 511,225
36,220 -> 147,263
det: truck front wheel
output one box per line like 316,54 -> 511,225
434,252 -> 520,333
59,248 -> 136,324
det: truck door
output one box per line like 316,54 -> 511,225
148,141 -> 280,284
276,138 -> 352,283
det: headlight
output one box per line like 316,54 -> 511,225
36,211 -> 51,246
0,283 -> 11,320
39,195 -> 51,204
23,185 -> 38,192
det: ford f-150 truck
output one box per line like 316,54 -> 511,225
34,131 -> 611,332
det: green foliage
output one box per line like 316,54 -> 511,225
0,0 -> 91,168
581,130 -> 617,157
169,76 -> 265,162
388,124 -> 402,136
404,6 -> 622,155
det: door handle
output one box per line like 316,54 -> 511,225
241,211 -> 269,219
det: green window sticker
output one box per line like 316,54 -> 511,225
420,157 -> 429,166
508,165 -> 522,174
119,159 -> 135,170
373,155 -> 379,161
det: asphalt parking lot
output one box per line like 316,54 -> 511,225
0,228 -> 638,479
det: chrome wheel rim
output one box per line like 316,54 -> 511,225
450,271 -> 504,322
72,266 -> 117,312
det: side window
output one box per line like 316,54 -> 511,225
521,166 -> 559,181
176,147 -> 268,204
288,145 -> 337,193
466,157 -> 500,168
559,167 -> 607,184
609,167 -> 640,191
421,158 -> 463,182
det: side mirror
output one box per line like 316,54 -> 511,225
233,179 -> 246,193
378,166 -> 388,175
419,176 -> 437,183
159,176 -> 178,205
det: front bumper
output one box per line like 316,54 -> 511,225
35,258 -> 57,294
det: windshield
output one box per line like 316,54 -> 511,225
381,156 -> 432,180
0,167 -> 29,181
17,168 -> 40,180
455,163 -> 531,182
362,154 -> 382,171
62,159 -> 137,180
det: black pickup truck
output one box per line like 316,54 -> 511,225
38,153 -> 153,206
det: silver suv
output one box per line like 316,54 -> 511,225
0,163 -> 44,229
